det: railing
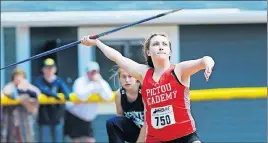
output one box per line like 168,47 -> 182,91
1,87 -> 267,105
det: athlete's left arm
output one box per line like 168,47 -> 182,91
136,123 -> 146,143
176,56 -> 215,81
136,100 -> 146,143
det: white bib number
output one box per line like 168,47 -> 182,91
151,105 -> 176,129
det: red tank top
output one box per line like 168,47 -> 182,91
141,65 -> 196,141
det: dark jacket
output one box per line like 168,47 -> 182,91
35,76 -> 70,125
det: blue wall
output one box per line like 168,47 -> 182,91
179,24 -> 267,89
191,99 -> 266,142
2,27 -> 16,84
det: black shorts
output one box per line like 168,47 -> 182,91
106,116 -> 141,143
164,132 -> 200,143
64,110 -> 94,138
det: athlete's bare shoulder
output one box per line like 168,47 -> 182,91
140,64 -> 151,74
139,64 -> 152,83
115,89 -> 121,97
175,62 -> 184,67
174,63 -> 183,75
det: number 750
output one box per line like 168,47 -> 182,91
155,115 -> 171,126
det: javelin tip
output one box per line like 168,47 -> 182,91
170,8 -> 183,13
159,8 -> 183,17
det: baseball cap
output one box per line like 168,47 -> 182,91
43,58 -> 56,67
85,61 -> 100,72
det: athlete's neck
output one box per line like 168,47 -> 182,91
126,83 -> 139,96
153,59 -> 171,75
125,84 -> 139,103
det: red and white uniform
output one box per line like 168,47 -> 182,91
141,65 -> 196,142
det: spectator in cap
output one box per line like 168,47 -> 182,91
34,58 -> 71,142
64,61 -> 113,143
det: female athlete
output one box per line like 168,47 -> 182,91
106,68 -> 144,143
81,33 -> 215,143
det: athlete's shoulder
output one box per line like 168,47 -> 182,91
119,86 -> 127,95
143,66 -> 154,77
174,62 -> 183,69
141,64 -> 151,69
116,88 -> 121,96
115,89 -> 122,102
138,64 -> 150,77
172,63 -> 183,75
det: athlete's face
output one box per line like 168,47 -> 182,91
119,69 -> 137,90
147,35 -> 171,61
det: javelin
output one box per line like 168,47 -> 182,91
0,9 -> 182,70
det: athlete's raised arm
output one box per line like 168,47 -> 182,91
81,36 -> 149,82
176,56 -> 215,86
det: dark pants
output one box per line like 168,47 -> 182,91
64,110 -> 94,139
106,116 -> 140,143
37,123 -> 63,142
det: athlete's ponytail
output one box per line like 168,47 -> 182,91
109,65 -> 121,89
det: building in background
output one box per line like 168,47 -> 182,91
1,2 -> 267,142
1,8 -> 266,90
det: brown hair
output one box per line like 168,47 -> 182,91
11,67 -> 26,81
142,33 -> 172,68
109,65 -> 140,87
108,65 -> 121,88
